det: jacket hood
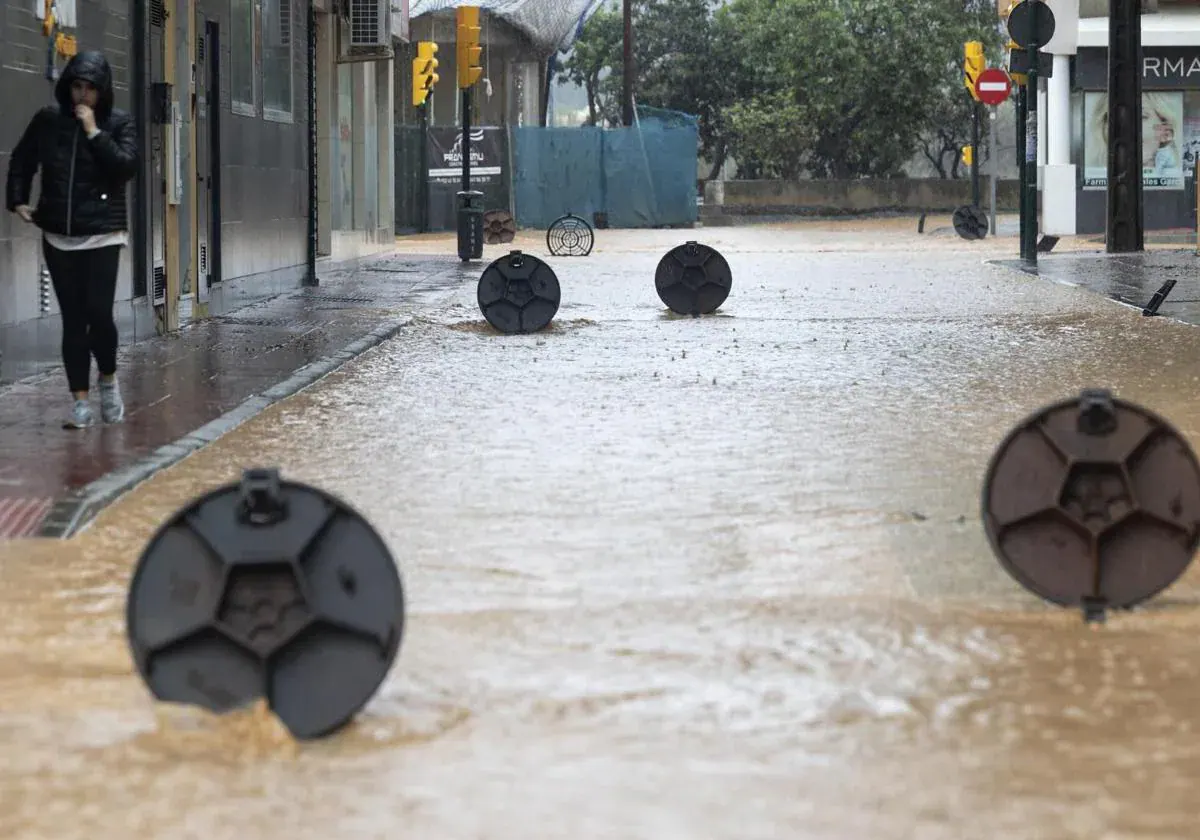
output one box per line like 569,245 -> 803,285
55,51 -> 115,121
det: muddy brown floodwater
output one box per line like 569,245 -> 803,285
2,224 -> 1200,839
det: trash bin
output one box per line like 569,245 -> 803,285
456,190 -> 485,262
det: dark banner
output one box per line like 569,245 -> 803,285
1076,47 -> 1200,90
426,126 -> 510,232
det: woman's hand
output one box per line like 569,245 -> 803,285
13,205 -> 33,223
74,104 -> 97,135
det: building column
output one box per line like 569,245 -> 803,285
1043,52 -> 1077,235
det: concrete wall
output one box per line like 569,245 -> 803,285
703,179 -> 1022,217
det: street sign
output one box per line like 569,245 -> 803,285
654,241 -> 733,316
126,467 -> 407,739
478,250 -> 562,334
974,68 -> 1012,106
981,390 -> 1200,622
1007,0 -> 1056,50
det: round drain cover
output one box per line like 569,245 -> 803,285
126,468 -> 405,740
477,250 -> 562,334
654,241 -> 732,316
981,389 -> 1200,610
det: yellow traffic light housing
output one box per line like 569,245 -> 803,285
412,40 -> 439,108
964,40 -> 985,101
456,6 -> 483,89
962,145 -> 974,167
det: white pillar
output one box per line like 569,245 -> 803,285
1048,54 -> 1070,165
1042,53 -> 1077,235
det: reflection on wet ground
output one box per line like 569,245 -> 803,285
3,226 -> 1200,838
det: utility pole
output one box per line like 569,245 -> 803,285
455,8 -> 483,262
1020,0 -> 1040,267
622,0 -> 634,126
1106,0 -> 1144,252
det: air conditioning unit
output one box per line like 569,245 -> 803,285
335,0 -> 394,63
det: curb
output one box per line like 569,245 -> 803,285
37,317 -> 414,539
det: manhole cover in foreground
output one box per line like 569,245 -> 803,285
981,389 -> 1200,613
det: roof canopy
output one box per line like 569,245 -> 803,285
403,0 -> 607,54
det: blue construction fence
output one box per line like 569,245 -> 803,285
511,106 -> 699,229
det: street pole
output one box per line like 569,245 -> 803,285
461,88 -> 471,194
990,106 -> 998,236
1021,1 -> 1040,267
1017,84 -> 1027,254
419,102 -> 429,234
622,0 -> 634,126
1106,0 -> 1144,252
971,100 -> 981,207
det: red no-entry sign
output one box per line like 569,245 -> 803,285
974,68 -> 1013,106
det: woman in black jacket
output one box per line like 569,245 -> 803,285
6,51 -> 138,428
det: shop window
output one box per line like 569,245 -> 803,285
1081,91 -> 1186,191
263,0 -> 293,121
231,0 -> 258,115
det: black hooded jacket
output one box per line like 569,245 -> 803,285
5,51 -> 138,236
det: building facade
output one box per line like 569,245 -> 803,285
0,0 -> 399,374
1029,0 -> 1200,235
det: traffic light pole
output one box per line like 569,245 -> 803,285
419,102 -> 429,233
461,88 -> 471,193
971,101 -> 981,207
1017,84 -> 1026,252
1020,3 -> 1040,267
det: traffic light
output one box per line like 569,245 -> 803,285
961,145 -> 974,167
412,41 -> 439,108
964,40 -> 985,101
456,6 -> 483,89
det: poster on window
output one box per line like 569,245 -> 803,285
1083,91 -> 1185,190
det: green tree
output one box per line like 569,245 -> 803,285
563,0 -> 735,178
718,0 -> 1002,179
561,7 -> 623,126
918,1 -> 1006,179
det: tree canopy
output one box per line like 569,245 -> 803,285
561,0 -> 1002,179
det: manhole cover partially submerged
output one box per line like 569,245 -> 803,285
126,468 -> 405,739
477,250 -> 562,334
654,241 -> 733,316
981,389 -> 1200,618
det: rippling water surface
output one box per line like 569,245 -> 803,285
2,224 -> 1200,839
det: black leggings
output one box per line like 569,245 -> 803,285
42,240 -> 122,394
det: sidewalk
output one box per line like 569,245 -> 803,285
991,247 -> 1200,326
0,252 -> 472,539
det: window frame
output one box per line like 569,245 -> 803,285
261,0 -> 294,123
230,0 -> 260,116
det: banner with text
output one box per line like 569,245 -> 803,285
426,126 -> 510,231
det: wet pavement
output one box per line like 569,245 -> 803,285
997,248 -> 1200,324
5,222 -> 1200,838
0,255 -> 470,538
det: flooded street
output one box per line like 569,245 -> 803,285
4,224 -> 1200,838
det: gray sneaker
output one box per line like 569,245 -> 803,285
99,377 -> 125,424
64,399 -> 94,429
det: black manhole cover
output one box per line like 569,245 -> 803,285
654,241 -> 732,316
477,250 -> 562,334
126,467 -> 405,740
981,389 -> 1200,616
953,204 -> 989,240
